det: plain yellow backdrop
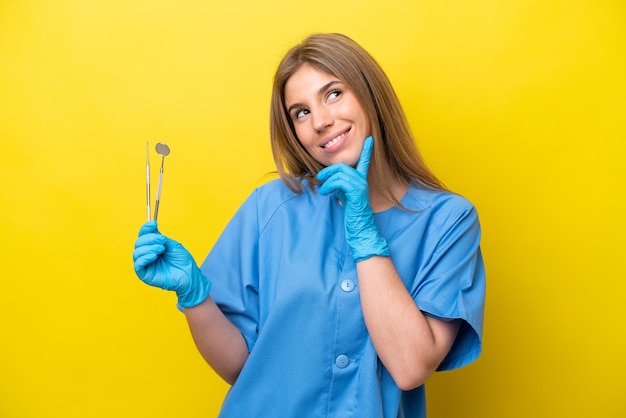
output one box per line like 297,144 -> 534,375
1,1 -> 624,417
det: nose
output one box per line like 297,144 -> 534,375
312,106 -> 333,133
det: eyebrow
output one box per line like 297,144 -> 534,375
286,80 -> 342,115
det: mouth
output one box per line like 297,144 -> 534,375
321,129 -> 350,149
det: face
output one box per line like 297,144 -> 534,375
284,63 -> 371,168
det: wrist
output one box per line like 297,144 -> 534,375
177,265 -> 213,308
351,233 -> 390,262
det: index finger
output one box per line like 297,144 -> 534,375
355,136 -> 374,177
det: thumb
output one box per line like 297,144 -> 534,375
138,220 -> 159,237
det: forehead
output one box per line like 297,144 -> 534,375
284,63 -> 338,103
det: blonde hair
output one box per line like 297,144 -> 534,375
270,33 -> 446,203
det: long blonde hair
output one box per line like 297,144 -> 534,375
270,33 -> 446,203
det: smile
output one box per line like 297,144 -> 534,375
322,131 -> 348,148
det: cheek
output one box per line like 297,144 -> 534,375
291,128 -> 324,165
294,126 -> 314,149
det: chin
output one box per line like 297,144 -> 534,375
343,156 -> 361,168
325,159 -> 356,168
333,152 -> 361,167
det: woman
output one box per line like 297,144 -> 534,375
133,33 -> 485,417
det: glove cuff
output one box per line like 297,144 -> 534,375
176,265 -> 213,309
352,235 -> 390,262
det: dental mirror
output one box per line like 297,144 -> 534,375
153,142 -> 170,221
155,142 -> 170,157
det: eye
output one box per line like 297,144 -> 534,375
327,89 -> 342,102
294,108 -> 310,119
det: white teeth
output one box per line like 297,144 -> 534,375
322,133 -> 346,148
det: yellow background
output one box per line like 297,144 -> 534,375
1,1 -> 624,417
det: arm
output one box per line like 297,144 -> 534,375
132,221 -> 248,384
184,296 -> 249,385
357,256 -> 460,390
316,137 -> 460,390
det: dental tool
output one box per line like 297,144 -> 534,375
146,141 -> 151,221
153,142 -> 170,222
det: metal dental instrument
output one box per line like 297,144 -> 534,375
146,141 -> 151,221
153,142 -> 170,222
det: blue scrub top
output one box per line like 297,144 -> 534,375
200,179 -> 485,418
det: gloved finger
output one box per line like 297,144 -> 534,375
133,251 -> 160,272
355,136 -> 374,178
316,162 -> 353,182
132,243 -> 165,262
318,171 -> 365,198
138,220 -> 159,237
318,182 -> 347,204
134,233 -> 167,248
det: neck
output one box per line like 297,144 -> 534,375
369,175 -> 408,213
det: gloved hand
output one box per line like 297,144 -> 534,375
132,221 -> 212,308
316,136 -> 390,262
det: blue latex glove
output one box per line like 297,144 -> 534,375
132,221 -> 212,309
316,136 -> 390,262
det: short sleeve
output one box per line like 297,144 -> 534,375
413,197 -> 486,371
199,190 -> 261,352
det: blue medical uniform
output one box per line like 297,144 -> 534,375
200,179 -> 485,417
